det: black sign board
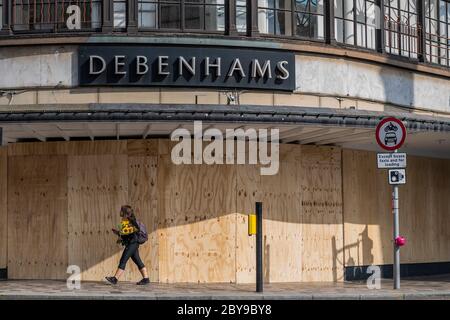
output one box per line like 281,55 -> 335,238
79,45 -> 295,91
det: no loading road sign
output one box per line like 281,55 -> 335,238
375,117 -> 407,151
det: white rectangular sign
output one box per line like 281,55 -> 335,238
377,153 -> 407,169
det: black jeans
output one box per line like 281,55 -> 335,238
118,234 -> 145,270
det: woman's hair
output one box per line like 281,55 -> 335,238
120,205 -> 138,228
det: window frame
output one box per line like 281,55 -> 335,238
257,0 -> 326,41
137,0 -> 226,34
384,0 -> 420,59
0,0 -> 3,31
424,0 -> 450,66
334,0 -> 378,51
10,0 -> 102,33
236,0 -> 247,33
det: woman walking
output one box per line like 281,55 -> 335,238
106,205 -> 150,285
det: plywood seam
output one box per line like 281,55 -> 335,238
341,149 -> 346,269
2,148 -> 8,271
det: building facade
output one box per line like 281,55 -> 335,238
0,0 -> 450,283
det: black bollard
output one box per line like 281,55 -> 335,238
256,202 -> 263,293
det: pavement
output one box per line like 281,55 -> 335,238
1,274 -> 450,300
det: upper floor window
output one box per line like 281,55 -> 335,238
137,0 -> 225,31
0,0 -> 3,28
12,0 -> 101,31
334,0 -> 377,50
114,0 -> 127,28
258,0 -> 292,36
385,0 -> 419,58
258,0 -> 324,39
425,0 -> 450,66
296,0 -> 325,39
236,0 -> 247,32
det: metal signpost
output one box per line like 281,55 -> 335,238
375,117 -> 407,289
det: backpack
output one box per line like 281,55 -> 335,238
136,220 -> 148,244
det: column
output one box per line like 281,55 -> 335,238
102,0 -> 114,32
325,0 -> 336,44
376,0 -> 386,53
227,0 -> 238,35
247,0 -> 259,36
128,0 -> 139,33
417,0 -> 427,62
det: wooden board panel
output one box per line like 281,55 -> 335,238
235,163 -> 260,284
236,144 -> 304,283
342,150 -> 450,267
399,156 -> 450,263
260,145 -> 303,283
127,140 -> 159,157
400,156 -> 434,263
0,147 -> 7,269
236,144 -> 344,283
158,153 -> 237,283
7,155 -> 68,279
8,141 -> 67,156
68,154 -> 129,281
300,146 -> 344,282
67,140 -> 127,155
156,153 -> 174,282
128,156 -> 159,281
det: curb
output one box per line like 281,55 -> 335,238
1,291 -> 450,300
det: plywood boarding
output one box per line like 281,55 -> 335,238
8,141 -> 67,156
8,140 -> 127,157
7,155 -> 68,279
68,154 -> 129,281
342,149 -> 450,267
156,152 -> 176,283
260,144 -> 303,283
300,146 -> 344,282
127,139 -> 159,157
67,140 -> 127,155
128,156 -> 159,281
342,149 -> 392,266
0,147 -> 7,269
158,146 -> 237,283
235,163 -> 260,284
398,156 -> 450,263
236,144 -> 304,283
3,138 -> 351,283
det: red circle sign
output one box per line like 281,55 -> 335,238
375,117 -> 407,151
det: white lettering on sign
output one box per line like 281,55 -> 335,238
377,153 -> 407,169
89,55 -> 106,75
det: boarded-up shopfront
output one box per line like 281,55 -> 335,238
1,139 -> 449,283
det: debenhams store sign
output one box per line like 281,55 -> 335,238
79,45 -> 295,91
